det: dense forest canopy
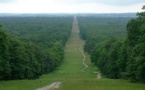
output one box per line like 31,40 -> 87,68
78,16 -> 131,54
0,11 -> 145,84
0,16 -> 73,80
90,7 -> 145,83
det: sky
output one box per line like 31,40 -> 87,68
0,0 -> 145,13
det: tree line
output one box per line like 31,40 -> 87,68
0,16 -> 73,80
79,8 -> 145,83
78,16 -> 131,54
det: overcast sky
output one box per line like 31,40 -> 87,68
0,0 -> 145,13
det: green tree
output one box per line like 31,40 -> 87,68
0,26 -> 11,80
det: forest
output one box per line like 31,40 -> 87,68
79,10 -> 145,83
78,16 -> 132,54
0,16 -> 73,80
0,11 -> 145,85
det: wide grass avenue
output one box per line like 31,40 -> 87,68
0,16 -> 145,90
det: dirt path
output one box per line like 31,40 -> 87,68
97,72 -> 101,79
79,46 -> 88,72
94,71 -> 101,79
36,82 -> 61,90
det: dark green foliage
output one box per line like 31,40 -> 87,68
125,11 -> 145,83
0,29 -> 11,80
78,17 -> 130,54
78,15 -> 131,79
91,39 -> 126,79
126,19 -> 141,46
0,16 -> 72,80
90,9 -> 145,83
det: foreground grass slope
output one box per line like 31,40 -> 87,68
0,16 -> 145,90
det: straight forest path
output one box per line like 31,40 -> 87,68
35,16 -> 91,90
64,16 -> 88,73
1,16 -> 145,90
35,16 -> 145,90
35,16 -> 89,90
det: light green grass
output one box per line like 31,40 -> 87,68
0,17 -> 145,90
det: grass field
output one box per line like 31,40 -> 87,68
0,16 -> 145,90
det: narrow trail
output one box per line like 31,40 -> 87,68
93,71 -> 101,79
36,82 -> 61,90
79,46 -> 88,72
97,72 -> 101,79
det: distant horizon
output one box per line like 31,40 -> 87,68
0,12 -> 137,14
0,12 -> 137,18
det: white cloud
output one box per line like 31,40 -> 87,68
0,0 -> 144,13
88,0 -> 145,6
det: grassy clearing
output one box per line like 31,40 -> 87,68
0,17 -> 145,90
